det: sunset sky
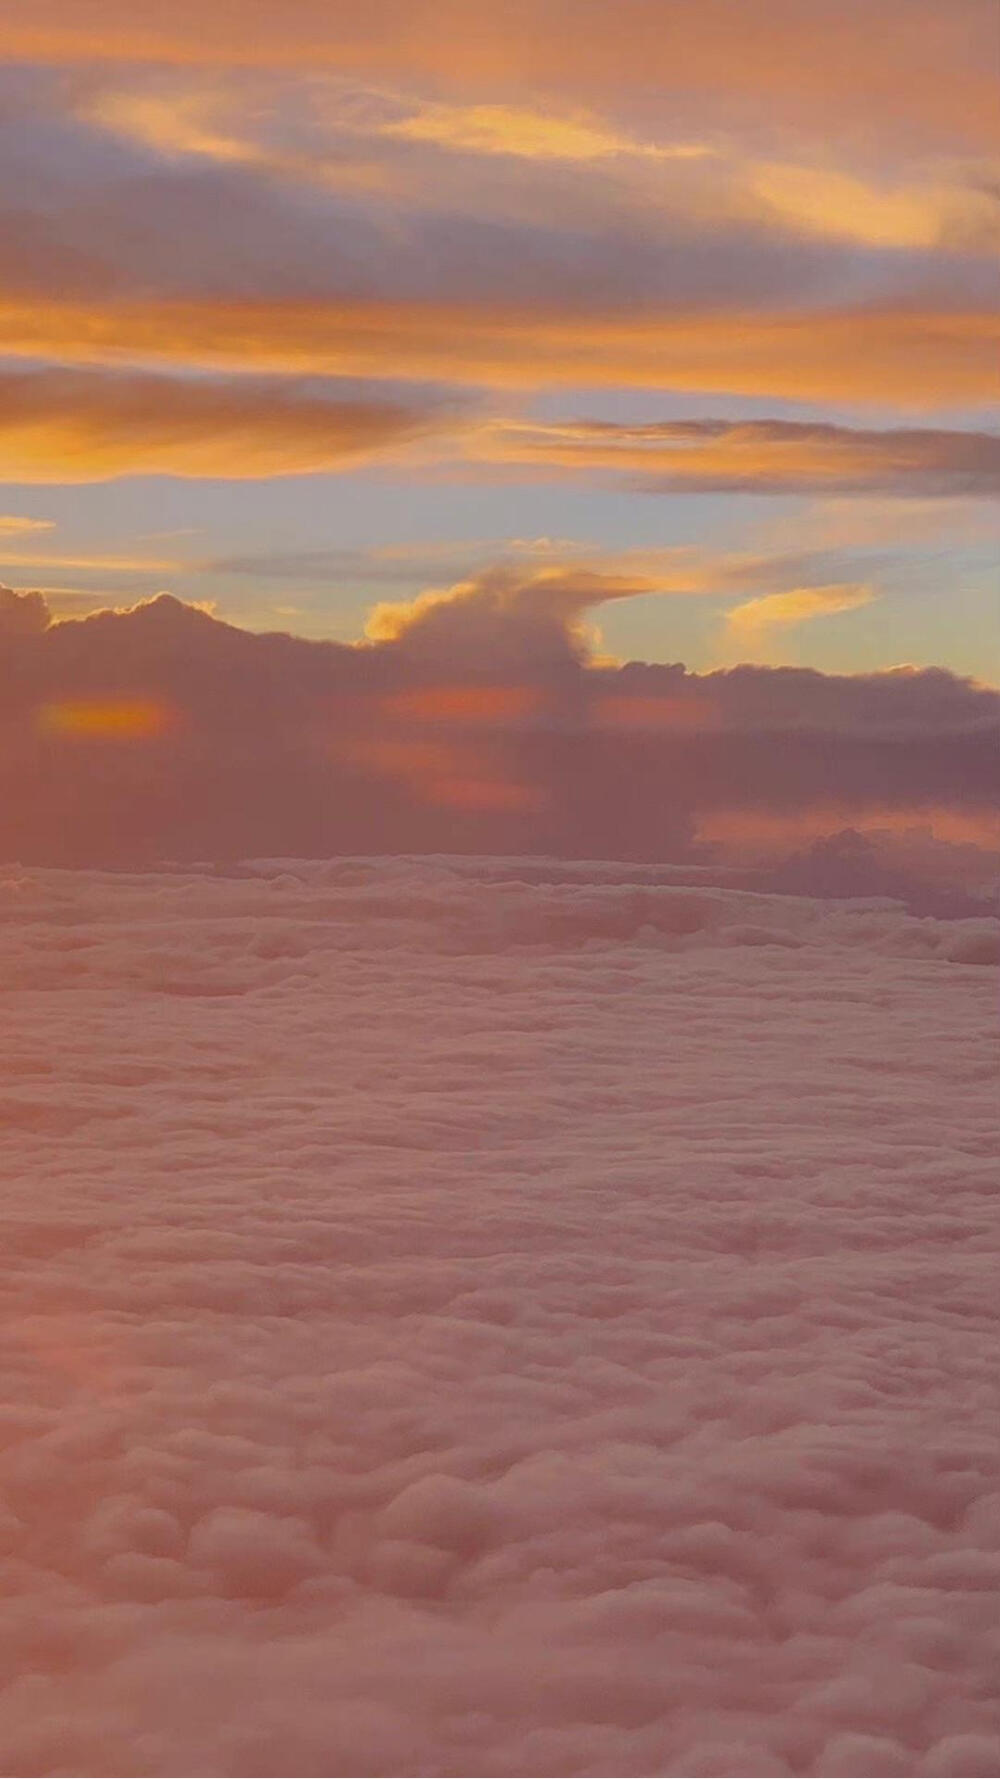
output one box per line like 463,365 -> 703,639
2,14 -> 1000,1778
1,0 -> 997,679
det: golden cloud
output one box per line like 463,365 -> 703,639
76,71 -> 997,264
377,100 -> 687,164
0,367 -> 458,482
475,418 -> 1000,495
2,2 -> 996,158
0,299 -> 994,407
0,516 -> 55,536
38,696 -> 178,739
0,550 -> 180,573
725,583 -> 876,643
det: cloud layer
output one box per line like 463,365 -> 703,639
3,1 -> 997,157
4,297 -> 994,406
479,419 -> 1000,498
0,855 -> 996,1775
0,367 -> 462,481
0,582 -> 996,907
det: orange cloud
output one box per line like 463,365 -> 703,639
699,804 -> 1000,853
377,100 -> 689,164
1,298 -> 993,407
343,734 -> 543,817
381,685 -> 543,726
38,696 -> 178,739
75,71 -> 996,264
87,86 -> 256,163
0,516 -> 55,536
591,694 -> 720,733
2,2 -> 995,156
0,550 -> 179,573
0,589 -> 995,883
0,367 -> 459,482
419,773 -> 544,813
724,585 -> 876,653
477,418 -> 1000,496
364,564 -> 665,669
750,161 -> 999,251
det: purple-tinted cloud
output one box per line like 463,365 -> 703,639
1,583 -> 995,906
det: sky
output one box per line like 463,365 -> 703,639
1,15 -> 999,1775
0,0 -> 998,681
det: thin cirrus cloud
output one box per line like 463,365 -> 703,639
0,35 -> 994,458
86,81 -> 701,171
198,539 -> 887,616
376,99 -> 699,164
476,418 -> 1000,497
0,369 -> 997,495
3,1 -> 997,158
0,366 -> 465,482
0,549 -> 179,573
18,71 -> 996,322
80,75 -> 1000,258
1,298 -> 995,407
0,514 -> 56,535
723,584 -> 877,654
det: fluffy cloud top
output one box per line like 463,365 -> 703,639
364,564 -> 659,666
0,855 -> 996,1775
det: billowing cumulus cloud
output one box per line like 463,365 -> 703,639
0,581 -> 995,906
0,365 -> 463,482
0,855 -> 996,1775
364,564 -> 662,666
0,584 -> 49,635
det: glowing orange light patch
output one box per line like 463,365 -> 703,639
698,805 -> 1000,850
422,775 -> 545,813
347,738 -> 461,777
38,697 -> 176,738
382,685 -> 543,726
592,694 -> 719,732
341,734 -> 541,814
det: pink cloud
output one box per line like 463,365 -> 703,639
0,855 -> 995,1773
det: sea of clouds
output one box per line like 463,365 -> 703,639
0,857 -> 997,1777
